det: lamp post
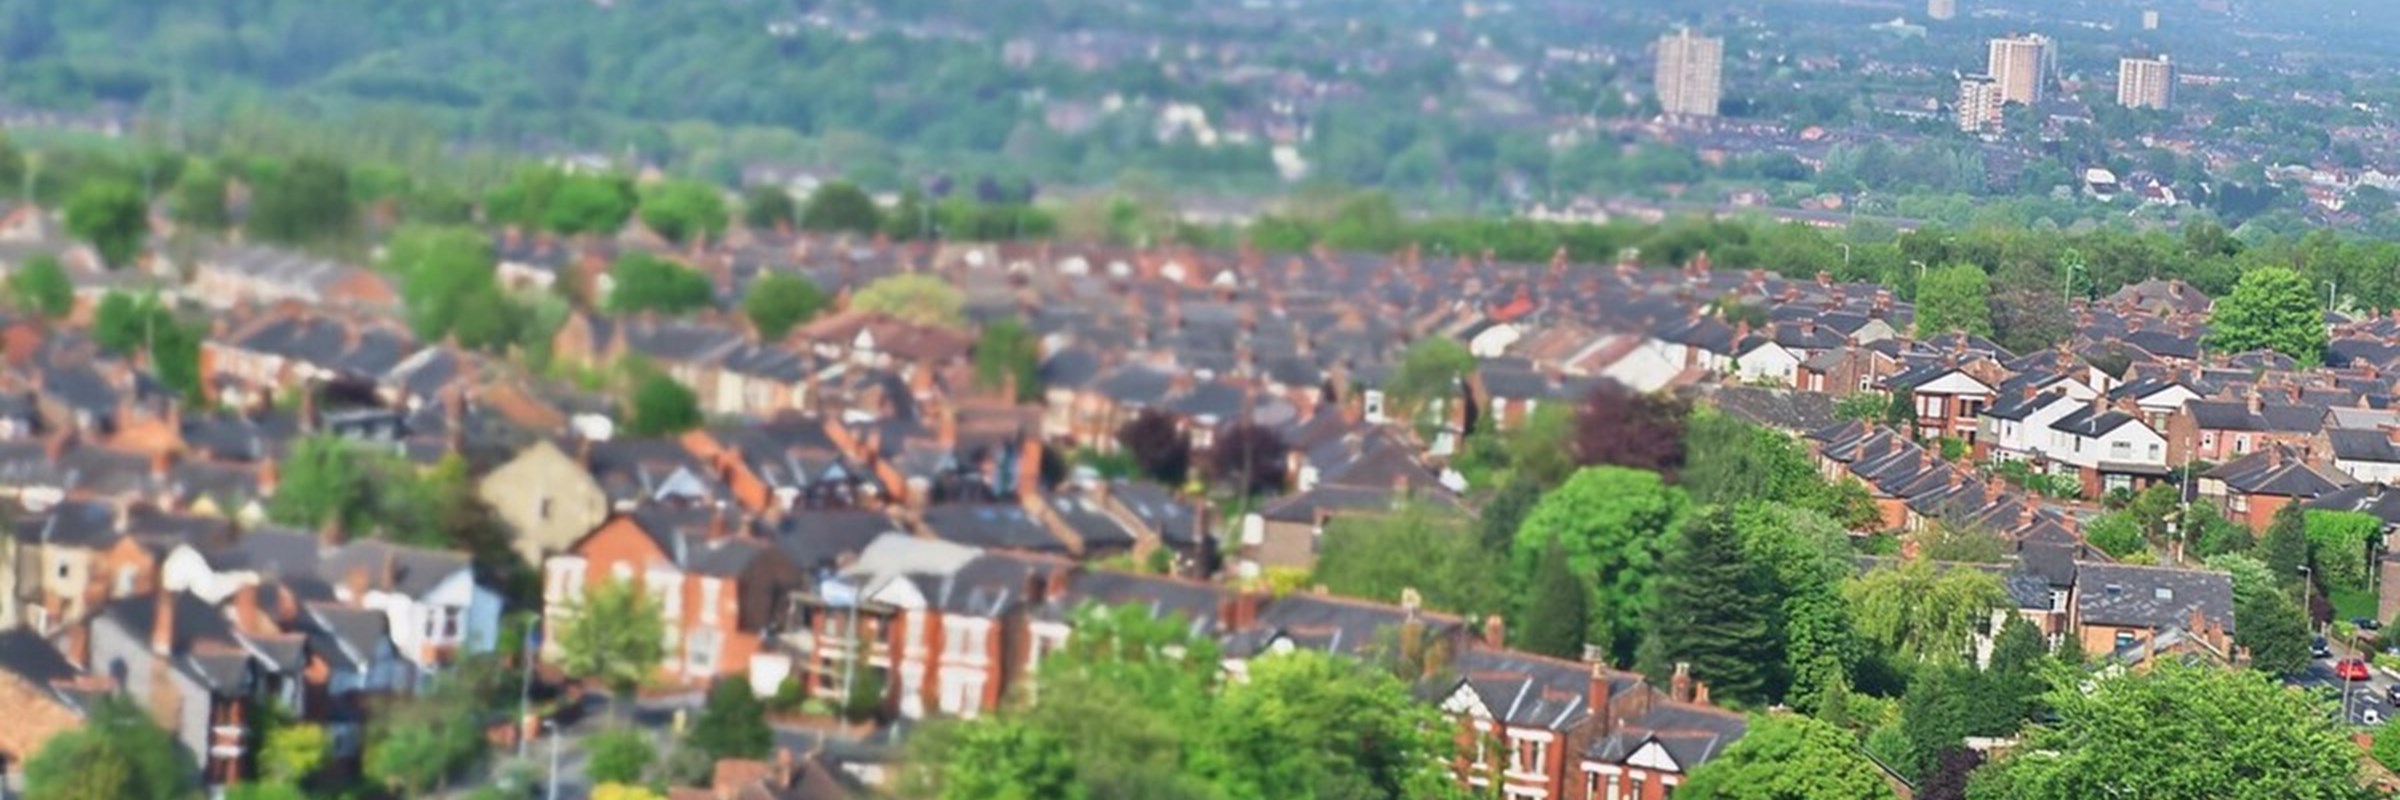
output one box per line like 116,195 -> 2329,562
545,719 -> 563,800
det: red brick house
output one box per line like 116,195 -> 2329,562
543,509 -> 806,683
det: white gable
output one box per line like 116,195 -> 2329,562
1918,371 -> 1993,396
2136,385 -> 2200,409
1627,739 -> 1680,772
1439,682 -> 1493,720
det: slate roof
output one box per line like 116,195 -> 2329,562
2203,446 -> 2352,499
920,503 -> 1066,553
1221,592 -> 1462,659
1702,386 -> 1839,432
2305,483 -> 2400,528
2075,562 -> 2236,633
320,540 -> 472,598
0,627 -> 79,688
772,510 -> 901,572
2328,429 -> 2400,464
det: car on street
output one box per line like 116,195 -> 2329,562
2386,683 -> 2400,706
2337,658 -> 2373,681
2315,636 -> 2333,658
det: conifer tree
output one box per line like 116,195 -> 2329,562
1516,540 -> 1590,659
1638,509 -> 1775,704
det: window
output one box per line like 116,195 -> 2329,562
2200,431 -> 2217,449
2111,441 -> 2131,459
2147,443 -> 2161,461
1631,776 -> 1647,798
2234,434 -> 2251,454
687,628 -> 721,674
700,578 -> 721,626
536,497 -> 553,522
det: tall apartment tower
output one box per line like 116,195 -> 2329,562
1957,76 -> 2005,133
1985,34 -> 2054,106
2117,55 -> 2174,110
1654,29 -> 1724,118
1929,0 -> 1957,21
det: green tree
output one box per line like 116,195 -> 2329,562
543,173 -> 639,236
607,252 -> 715,314
1500,402 -> 1575,487
801,181 -> 884,234
557,580 -> 667,708
1314,501 -> 1504,616
2215,554 -> 2312,676
627,373 -> 703,436
1640,509 -> 1777,705
1511,466 -> 1688,663
1915,263 -> 1994,338
1683,409 -> 1879,530
169,161 -> 231,230
1728,503 -> 1860,710
742,272 -> 826,339
7,253 -> 72,319
1679,714 -> 1895,800
689,679 -> 774,762
1384,338 -> 1476,419
1515,539 -> 1590,658
1201,650 -> 1463,800
1900,664 -> 2028,780
22,695 -> 193,800
2081,511 -> 2148,559
742,185 -> 798,232
485,167 -> 566,229
1967,663 -> 2363,799
586,727 -> 655,786
63,179 -> 146,268
924,721 -> 1084,800
250,156 -> 356,244
1918,523 -> 2011,564
365,658 -> 502,795
2205,266 -> 2328,364
974,318 -> 1042,402
1479,476 -> 1545,557
259,720 -> 331,787
639,179 -> 729,245
2302,510 -> 2378,592
1846,560 -> 2008,663
267,435 -> 374,534
852,273 -> 966,328
2261,503 -> 2311,596
388,225 -> 505,345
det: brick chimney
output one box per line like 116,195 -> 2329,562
150,590 -> 175,657
1482,615 -> 1505,648
1587,663 -> 1612,718
1670,662 -> 1694,703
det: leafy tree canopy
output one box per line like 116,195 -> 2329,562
1680,714 -> 1895,800
1512,466 -> 1688,663
639,178 -> 730,245
2205,266 -> 2328,364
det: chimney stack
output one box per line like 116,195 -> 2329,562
150,590 -> 175,657
1587,663 -> 1612,720
1481,615 -> 1505,648
1670,662 -> 1694,703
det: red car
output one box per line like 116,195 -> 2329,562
2336,658 -> 2373,682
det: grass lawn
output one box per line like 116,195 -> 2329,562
2331,586 -> 2380,623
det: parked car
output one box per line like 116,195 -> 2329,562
2314,636 -> 2333,658
2336,658 -> 2373,681
2354,617 -> 2383,632
2385,683 -> 2400,706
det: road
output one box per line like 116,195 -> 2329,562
2290,651 -> 2399,727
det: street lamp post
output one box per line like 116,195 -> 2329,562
545,720 -> 562,800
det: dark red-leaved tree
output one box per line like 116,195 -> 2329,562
1571,381 -> 1688,478
1917,747 -> 1984,800
1116,407 -> 1191,484
1209,422 -> 1289,496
